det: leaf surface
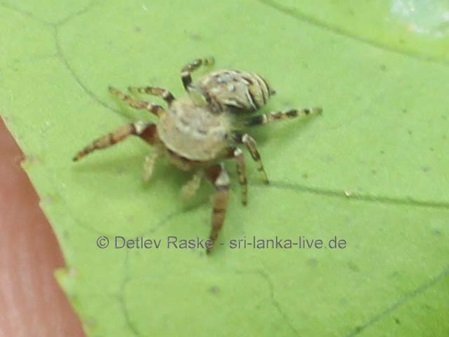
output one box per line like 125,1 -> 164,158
1,0 -> 448,336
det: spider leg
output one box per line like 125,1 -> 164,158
228,147 -> 248,205
233,133 -> 269,184
143,149 -> 162,182
109,86 -> 164,117
181,171 -> 203,199
180,57 -> 215,91
128,86 -> 175,105
73,122 -> 158,161
244,107 -> 322,127
204,163 -> 230,254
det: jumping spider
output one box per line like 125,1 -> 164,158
73,57 -> 322,253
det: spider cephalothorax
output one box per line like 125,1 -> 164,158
73,58 -> 321,253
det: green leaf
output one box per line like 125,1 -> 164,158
1,0 -> 448,336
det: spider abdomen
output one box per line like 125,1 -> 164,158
196,70 -> 275,114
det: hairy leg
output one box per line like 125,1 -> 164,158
180,57 -> 215,91
244,107 -> 322,127
233,132 -> 269,184
128,86 -> 175,105
73,122 -> 157,161
109,86 -> 165,117
204,163 -> 230,254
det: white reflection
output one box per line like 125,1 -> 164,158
391,0 -> 449,37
